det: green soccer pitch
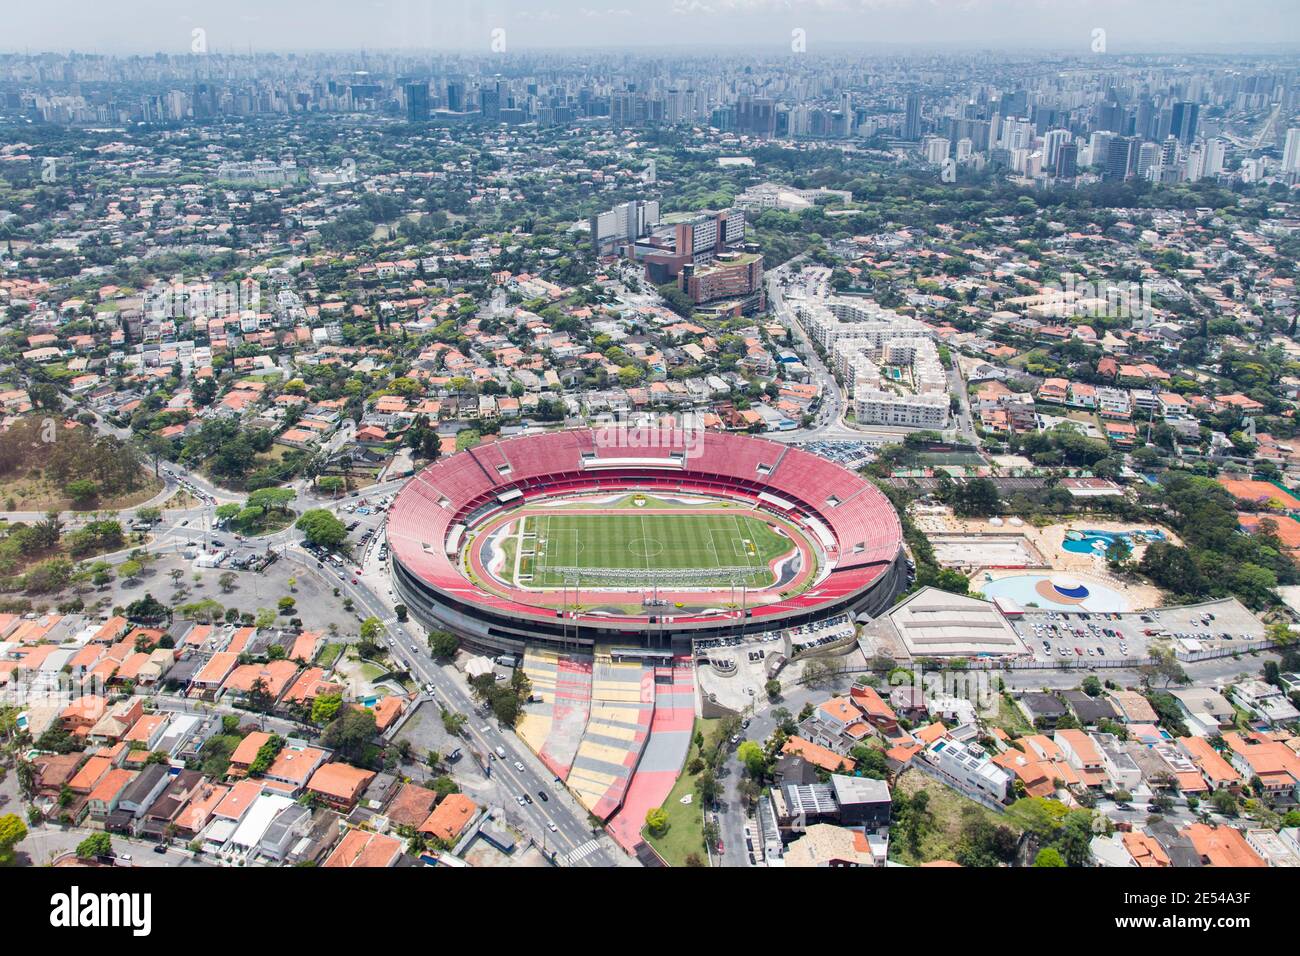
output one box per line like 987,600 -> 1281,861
517,511 -> 797,588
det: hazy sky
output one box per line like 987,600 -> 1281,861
5,0 -> 1298,54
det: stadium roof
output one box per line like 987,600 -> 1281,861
882,586 -> 1029,659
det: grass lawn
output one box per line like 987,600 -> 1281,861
520,511 -> 793,588
232,508 -> 297,537
315,643 -> 345,667
644,717 -> 719,867
163,488 -> 202,510
889,768 -> 1022,866
358,662 -> 387,682
989,694 -> 1034,737
0,471 -> 163,513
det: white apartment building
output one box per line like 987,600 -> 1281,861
917,738 -> 1011,810
797,297 -> 949,431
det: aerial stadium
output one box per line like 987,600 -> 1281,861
387,427 -> 906,656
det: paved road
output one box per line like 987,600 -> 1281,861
18,825 -> 214,868
277,542 -> 627,867
37,396 -> 628,866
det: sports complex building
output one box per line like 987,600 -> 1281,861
388,427 -> 906,657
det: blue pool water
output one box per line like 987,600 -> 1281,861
1061,528 -> 1166,555
980,573 -> 1131,612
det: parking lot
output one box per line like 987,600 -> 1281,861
787,613 -> 856,652
1012,597 -> 1266,664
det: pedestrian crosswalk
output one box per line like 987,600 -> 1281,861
563,839 -> 601,865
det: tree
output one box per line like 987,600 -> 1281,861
311,693 -> 343,725
427,630 -> 460,658
848,744 -> 889,780
247,487 -> 296,515
64,478 -> 99,505
1104,536 -> 1132,570
803,657 -> 843,690
950,478 -> 1001,517
737,740 -> 767,777
218,571 -> 238,593
360,616 -> 385,646
0,813 -> 26,865
296,509 -> 348,548
178,598 -> 223,623
75,832 -> 112,860
1033,847 -> 1065,867
1055,810 -> 1095,866
1138,542 -> 1207,598
125,592 -> 169,623
440,709 -> 467,735
645,806 -> 669,836
1140,646 -> 1190,689
321,707 -> 379,764
1210,788 -> 1239,817
696,768 -> 720,804
764,678 -> 782,701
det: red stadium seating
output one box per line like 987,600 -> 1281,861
388,428 -> 902,628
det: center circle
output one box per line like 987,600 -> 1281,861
627,537 -> 664,558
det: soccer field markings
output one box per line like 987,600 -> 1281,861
507,509 -> 794,589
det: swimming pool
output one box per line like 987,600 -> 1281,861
980,573 -> 1131,612
1061,528 -> 1165,555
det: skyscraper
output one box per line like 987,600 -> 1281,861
446,79 -> 465,113
903,92 -> 922,141
1104,136 -> 1136,181
1171,101 -> 1199,145
1055,142 -> 1078,179
405,82 -> 429,122
1043,128 -> 1071,169
480,85 -> 501,121
1283,128 -> 1300,174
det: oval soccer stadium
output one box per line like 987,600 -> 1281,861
388,427 -> 905,655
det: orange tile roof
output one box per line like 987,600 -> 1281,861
914,722 -> 949,745
265,746 -> 327,786
323,828 -> 403,868
1123,831 -> 1171,867
68,755 -> 113,792
1182,823 -> 1266,867
214,779 -> 264,820
781,736 -> 856,774
230,730 -> 274,769
87,768 -> 135,804
221,659 -> 300,699
1177,737 -> 1240,786
308,762 -> 375,803
418,793 -> 479,843
386,783 -> 439,828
